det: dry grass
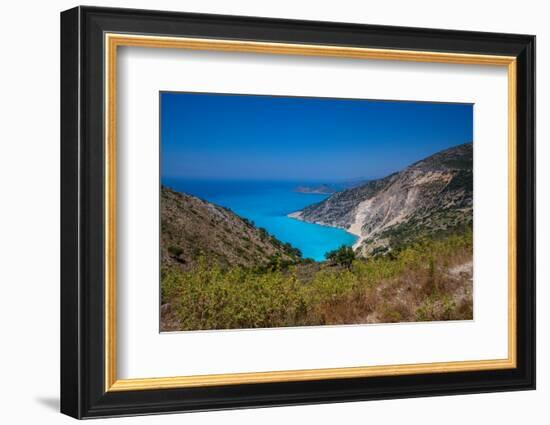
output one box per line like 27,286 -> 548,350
161,231 -> 473,331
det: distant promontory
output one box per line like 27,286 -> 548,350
293,184 -> 336,194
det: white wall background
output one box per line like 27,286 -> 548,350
0,0 -> 545,423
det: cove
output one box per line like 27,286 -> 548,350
163,178 -> 358,261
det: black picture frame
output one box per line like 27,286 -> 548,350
61,5 -> 535,419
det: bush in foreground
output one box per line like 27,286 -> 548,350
325,245 -> 356,269
161,230 -> 473,331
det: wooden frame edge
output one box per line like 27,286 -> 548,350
104,33 -> 518,392
108,358 -> 516,391
105,32 -> 118,391
507,59 -> 518,369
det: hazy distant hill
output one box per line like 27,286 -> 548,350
291,143 -> 473,256
161,186 -> 300,270
294,183 -> 336,194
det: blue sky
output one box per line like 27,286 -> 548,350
161,92 -> 473,181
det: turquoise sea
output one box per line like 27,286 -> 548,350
162,179 -> 358,261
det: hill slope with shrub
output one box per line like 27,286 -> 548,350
161,186 -> 301,271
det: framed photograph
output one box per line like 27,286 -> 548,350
60,6 -> 535,419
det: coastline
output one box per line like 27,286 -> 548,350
287,211 -> 362,247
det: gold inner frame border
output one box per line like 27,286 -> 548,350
104,33 -> 517,392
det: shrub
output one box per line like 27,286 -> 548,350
325,245 -> 356,269
167,245 -> 183,257
160,230 -> 473,330
283,243 -> 302,259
